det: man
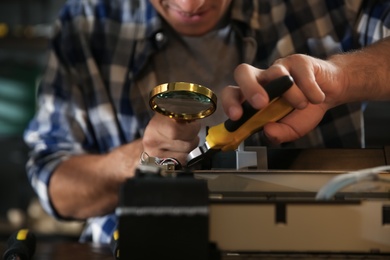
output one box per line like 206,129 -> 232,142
24,0 -> 390,244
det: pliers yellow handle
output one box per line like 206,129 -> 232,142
206,97 -> 293,151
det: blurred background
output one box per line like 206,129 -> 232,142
0,0 -> 390,242
0,0 -> 83,241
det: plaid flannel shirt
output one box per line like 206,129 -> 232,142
24,0 -> 390,244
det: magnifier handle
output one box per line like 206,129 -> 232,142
205,75 -> 294,151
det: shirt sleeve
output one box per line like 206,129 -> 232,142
23,6 -> 95,220
357,0 -> 390,45
24,52 -> 88,219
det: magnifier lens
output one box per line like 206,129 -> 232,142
155,92 -> 213,114
149,82 -> 217,120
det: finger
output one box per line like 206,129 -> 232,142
234,64 -> 269,109
282,85 -> 309,110
221,85 -> 244,120
255,62 -> 291,83
263,103 -> 326,144
253,64 -> 310,109
274,55 -> 326,104
262,122 -> 300,145
235,63 -> 309,111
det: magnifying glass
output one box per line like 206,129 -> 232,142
149,82 -> 217,121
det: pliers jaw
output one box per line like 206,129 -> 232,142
186,141 -> 218,169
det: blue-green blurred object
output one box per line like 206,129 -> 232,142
0,63 -> 38,218
0,64 -> 37,137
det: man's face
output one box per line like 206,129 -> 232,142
149,0 -> 232,36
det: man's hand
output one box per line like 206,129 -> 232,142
222,54 -> 348,145
143,113 -> 201,165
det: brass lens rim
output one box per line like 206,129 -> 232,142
149,82 -> 217,120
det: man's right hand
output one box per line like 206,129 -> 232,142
221,55 -> 345,145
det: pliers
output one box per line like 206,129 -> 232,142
186,75 -> 295,168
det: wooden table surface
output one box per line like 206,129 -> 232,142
2,240 -> 390,259
0,240 -> 113,260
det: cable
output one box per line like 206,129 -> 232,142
315,165 -> 390,200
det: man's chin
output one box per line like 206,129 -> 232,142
170,24 -> 215,36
